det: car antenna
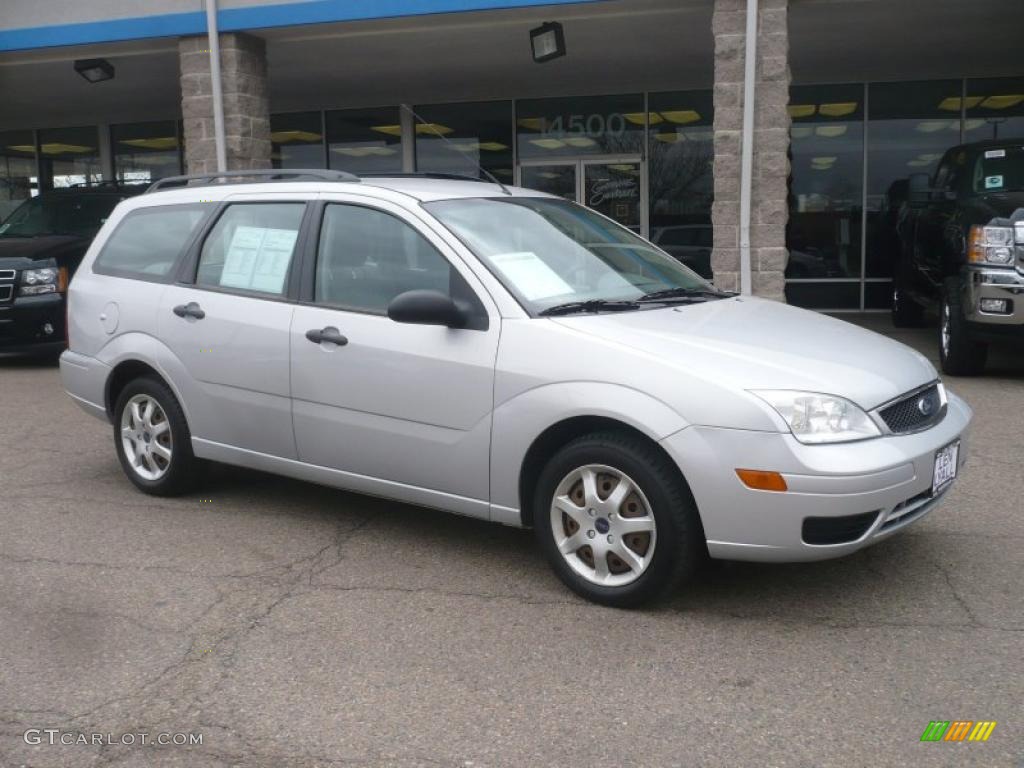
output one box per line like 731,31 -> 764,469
401,104 -> 513,196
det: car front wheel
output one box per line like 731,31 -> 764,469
534,431 -> 702,607
113,376 -> 200,496
939,278 -> 987,376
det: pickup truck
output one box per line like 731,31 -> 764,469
0,184 -> 141,355
895,139 -> 1023,375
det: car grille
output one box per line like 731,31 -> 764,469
878,383 -> 944,434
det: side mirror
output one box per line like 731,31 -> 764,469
907,173 -> 931,208
387,289 -> 467,328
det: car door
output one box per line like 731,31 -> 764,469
289,196 -> 500,512
158,196 -> 309,459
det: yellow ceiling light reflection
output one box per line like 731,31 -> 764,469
623,112 -> 663,125
814,125 -> 847,138
269,130 -> 321,144
915,120 -> 951,133
370,124 -> 402,136
607,164 -> 639,173
517,117 -> 545,131
818,102 -> 857,117
979,94 -> 1024,110
7,145 -> 37,154
791,125 -> 813,139
937,96 -> 983,112
119,137 -> 179,150
563,136 -> 597,148
538,171 -> 561,179
963,118 -> 986,131
414,123 -> 453,136
788,104 -> 816,119
529,138 -> 566,150
661,110 -> 701,125
478,142 -> 508,151
332,146 -> 396,157
655,132 -> 682,143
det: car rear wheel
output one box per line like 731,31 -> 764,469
533,431 -> 702,607
113,377 -> 200,496
939,278 -> 987,376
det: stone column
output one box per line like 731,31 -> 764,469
711,0 -> 790,300
179,33 -> 271,174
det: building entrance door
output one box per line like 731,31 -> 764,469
518,156 -> 646,236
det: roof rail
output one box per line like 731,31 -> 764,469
146,168 -> 360,193
359,172 -> 491,183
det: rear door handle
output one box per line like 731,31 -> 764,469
172,302 -> 205,320
305,326 -> 348,346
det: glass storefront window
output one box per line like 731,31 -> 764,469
647,90 -> 714,278
865,80 -> 961,281
325,106 -> 402,174
785,83 -> 865,309
112,121 -> 181,184
38,126 -> 101,189
414,100 -> 513,182
0,130 -> 37,221
965,77 -> 1024,143
271,112 -> 325,169
516,93 -> 644,160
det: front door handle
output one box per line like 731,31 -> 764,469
305,326 -> 348,346
172,302 -> 205,320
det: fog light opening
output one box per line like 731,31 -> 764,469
42,323 -> 54,335
735,469 -> 788,492
979,298 -> 1010,314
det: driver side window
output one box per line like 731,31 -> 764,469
315,204 -> 454,314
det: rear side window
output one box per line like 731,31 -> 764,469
94,204 -> 208,279
196,203 -> 305,296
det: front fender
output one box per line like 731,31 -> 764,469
488,381 -> 689,523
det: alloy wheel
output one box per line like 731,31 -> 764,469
120,394 -> 173,481
549,464 -> 657,588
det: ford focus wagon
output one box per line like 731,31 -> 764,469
60,170 -> 972,606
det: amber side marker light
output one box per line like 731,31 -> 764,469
736,469 -> 788,492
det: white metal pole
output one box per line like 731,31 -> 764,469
205,0 -> 227,172
738,0 -> 758,296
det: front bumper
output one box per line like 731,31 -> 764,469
963,267 -> 1024,339
0,292 -> 67,353
660,391 -> 973,562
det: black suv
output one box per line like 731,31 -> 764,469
0,185 -> 142,355
895,140 -> 1024,375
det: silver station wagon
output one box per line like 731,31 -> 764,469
60,169 -> 973,606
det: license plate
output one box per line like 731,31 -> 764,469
932,440 -> 960,494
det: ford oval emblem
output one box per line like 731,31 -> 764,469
917,395 -> 934,417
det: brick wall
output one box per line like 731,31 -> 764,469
179,33 -> 271,174
711,0 -> 791,300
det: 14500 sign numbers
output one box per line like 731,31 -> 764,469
546,113 -> 628,137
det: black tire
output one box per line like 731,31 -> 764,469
891,271 -> 925,328
533,430 -> 703,608
113,376 -> 201,496
939,278 -> 987,376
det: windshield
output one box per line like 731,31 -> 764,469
972,145 -> 1024,194
425,197 -> 711,314
0,194 -> 121,238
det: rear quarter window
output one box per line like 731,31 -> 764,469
93,203 -> 210,280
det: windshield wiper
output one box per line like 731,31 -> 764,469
637,287 -> 733,303
539,299 -> 641,316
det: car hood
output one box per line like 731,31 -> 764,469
551,296 -> 937,410
966,192 -> 1024,220
0,234 -> 87,269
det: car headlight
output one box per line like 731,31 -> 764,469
968,225 -> 1015,265
19,267 -> 62,296
750,390 -> 881,444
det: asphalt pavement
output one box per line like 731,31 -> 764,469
1,316 -> 1021,767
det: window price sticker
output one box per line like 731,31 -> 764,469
221,226 -> 297,294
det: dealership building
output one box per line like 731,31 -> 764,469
0,0 -> 1020,310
